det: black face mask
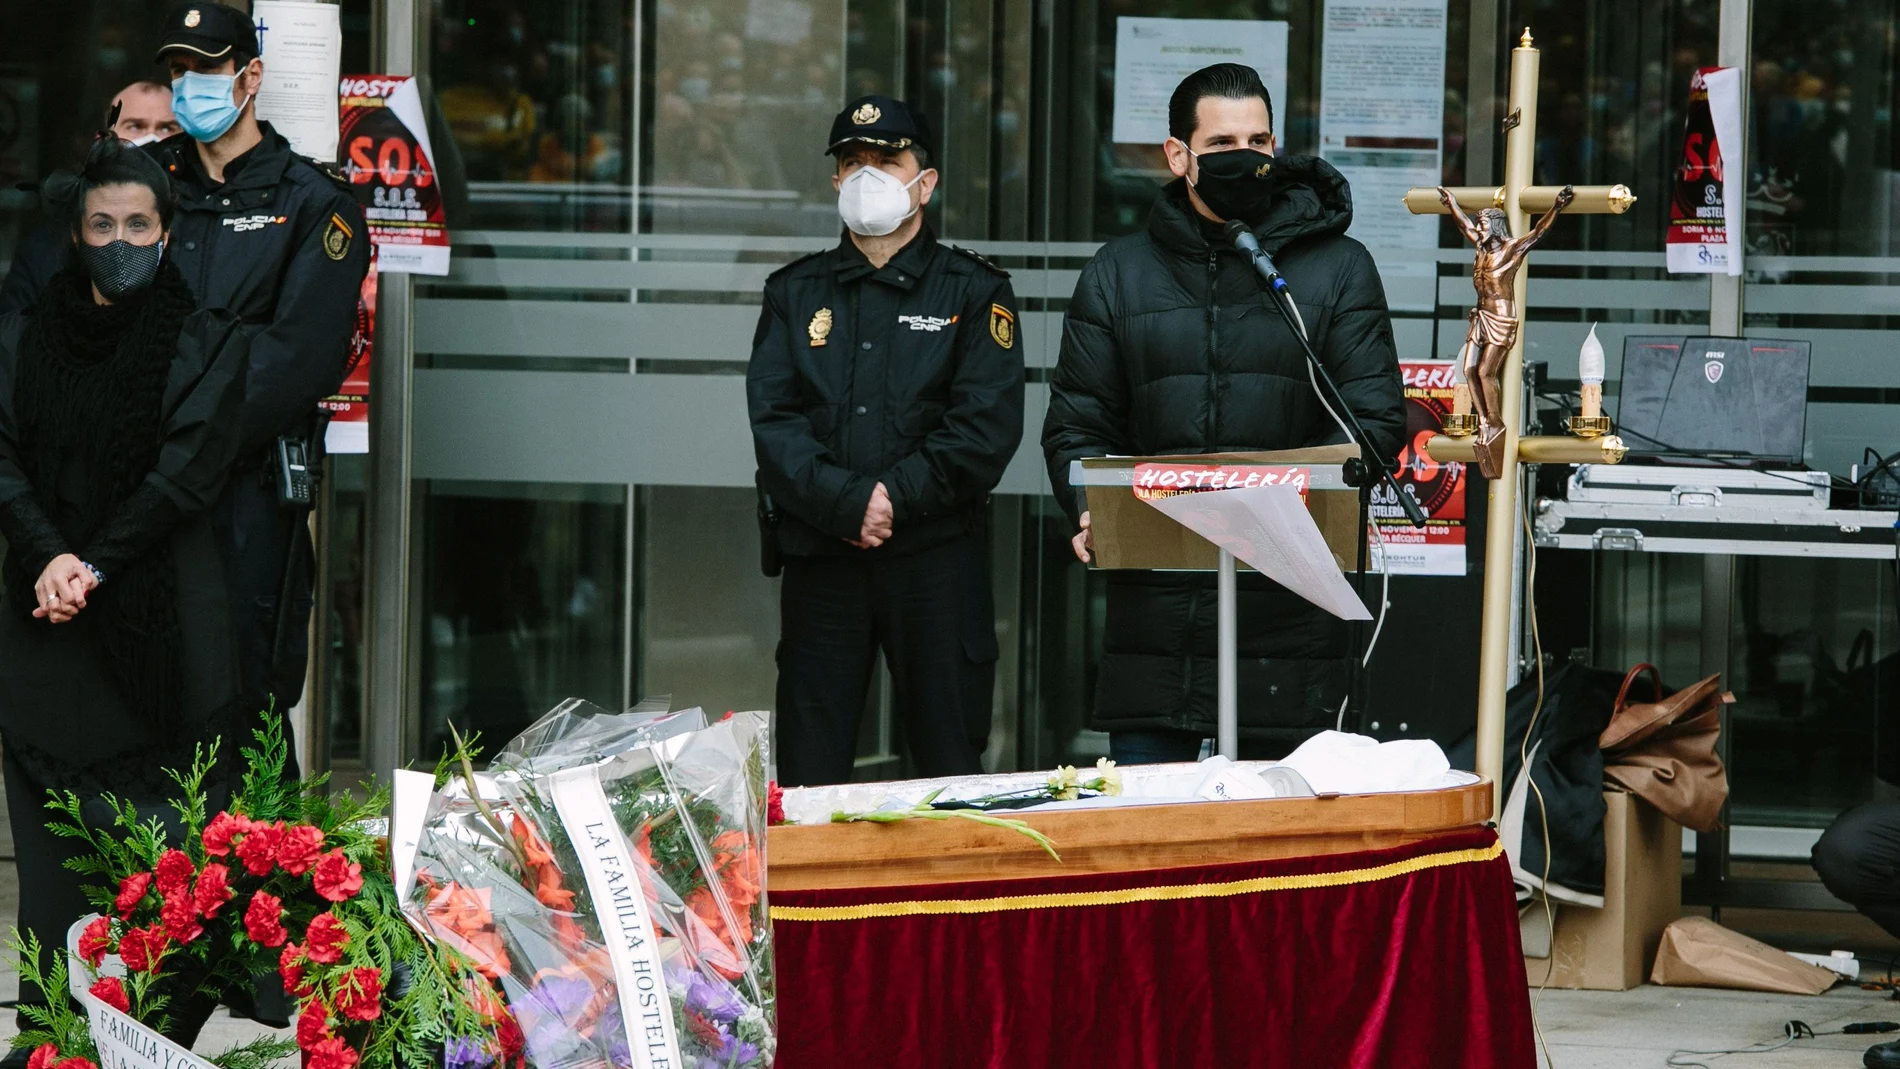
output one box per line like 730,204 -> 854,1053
76,239 -> 164,300
1189,148 -> 1281,226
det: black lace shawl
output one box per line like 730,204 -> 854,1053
4,262 -> 195,754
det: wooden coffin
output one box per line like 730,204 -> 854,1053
766,780 -> 1493,892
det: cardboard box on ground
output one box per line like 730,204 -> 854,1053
1523,789 -> 1682,991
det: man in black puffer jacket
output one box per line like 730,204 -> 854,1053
1042,63 -> 1403,764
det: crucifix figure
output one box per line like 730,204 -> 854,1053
1403,28 -> 1637,814
1438,183 -> 1574,478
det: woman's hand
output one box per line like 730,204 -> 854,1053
33,554 -> 96,623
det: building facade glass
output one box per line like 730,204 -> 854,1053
0,0 -> 1894,874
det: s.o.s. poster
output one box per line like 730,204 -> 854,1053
1371,359 -> 1468,576
338,75 -> 449,275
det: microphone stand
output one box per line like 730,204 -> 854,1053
1228,223 -> 1424,733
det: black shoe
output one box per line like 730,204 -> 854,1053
1866,1039 -> 1900,1068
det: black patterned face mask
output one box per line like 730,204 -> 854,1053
76,239 -> 164,300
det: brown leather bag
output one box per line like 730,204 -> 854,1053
1599,663 -> 1733,833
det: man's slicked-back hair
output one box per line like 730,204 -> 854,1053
1167,63 -> 1275,144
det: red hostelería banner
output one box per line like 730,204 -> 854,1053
338,74 -> 450,275
1130,463 -> 1311,502
1373,359 -> 1468,576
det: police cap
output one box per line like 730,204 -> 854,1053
154,3 -> 260,64
825,95 -> 935,159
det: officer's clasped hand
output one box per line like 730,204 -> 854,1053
853,482 -> 895,548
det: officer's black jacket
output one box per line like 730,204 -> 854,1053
150,123 -> 371,452
747,226 -> 1025,558
1041,159 -> 1404,744
150,124 -> 367,714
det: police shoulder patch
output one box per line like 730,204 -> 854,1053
948,244 -> 1009,277
988,304 -> 1016,350
323,213 -> 354,261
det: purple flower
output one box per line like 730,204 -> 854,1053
682,971 -> 747,1024
694,1035 -> 760,1069
444,1037 -> 493,1069
596,997 -> 630,1066
516,975 -> 597,1056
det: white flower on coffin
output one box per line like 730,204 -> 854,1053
1048,765 -> 1081,801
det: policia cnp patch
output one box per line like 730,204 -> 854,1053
323,213 -> 354,261
988,304 -> 1015,349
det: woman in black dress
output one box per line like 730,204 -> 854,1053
0,135 -> 249,1043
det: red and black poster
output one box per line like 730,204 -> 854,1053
338,75 -> 450,275
1371,359 -> 1468,576
321,261 -> 374,454
1666,66 -> 1743,276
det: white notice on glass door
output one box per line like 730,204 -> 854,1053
1112,18 -> 1288,145
253,1 -> 343,162
1318,0 -> 1448,311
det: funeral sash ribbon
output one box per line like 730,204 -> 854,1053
548,766 -> 685,1069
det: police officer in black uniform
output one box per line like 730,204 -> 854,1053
748,95 -> 1025,787
151,4 -> 369,752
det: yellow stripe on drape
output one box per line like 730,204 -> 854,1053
769,840 -> 1502,922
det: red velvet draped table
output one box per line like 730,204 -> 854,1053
766,781 -> 1533,1069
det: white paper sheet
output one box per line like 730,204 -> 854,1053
253,1 -> 342,162
1317,0 -> 1447,312
1144,484 -> 1372,621
1111,18 -> 1288,145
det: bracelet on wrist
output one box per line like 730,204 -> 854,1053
83,562 -> 104,586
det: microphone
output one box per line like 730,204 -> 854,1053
1226,220 -> 1288,294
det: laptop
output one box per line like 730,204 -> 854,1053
1616,336 -> 1812,467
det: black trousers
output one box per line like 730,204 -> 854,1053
215,475 -> 310,779
775,534 -> 996,787
1813,802 -> 1900,939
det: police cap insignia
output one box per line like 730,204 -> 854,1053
323,213 -> 354,261
988,304 -> 1015,350
184,8 -> 201,27
851,103 -> 881,125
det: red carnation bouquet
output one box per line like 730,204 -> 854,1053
6,715 -> 503,1069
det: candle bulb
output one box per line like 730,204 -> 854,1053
1577,322 -> 1605,419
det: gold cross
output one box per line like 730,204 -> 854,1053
1403,29 -> 1637,813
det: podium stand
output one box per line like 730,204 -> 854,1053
1069,444 -> 1369,757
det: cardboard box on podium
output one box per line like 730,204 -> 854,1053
1076,445 -> 1364,572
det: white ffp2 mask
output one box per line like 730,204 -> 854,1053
837,165 -> 926,237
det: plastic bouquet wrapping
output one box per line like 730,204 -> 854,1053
405,701 -> 775,1069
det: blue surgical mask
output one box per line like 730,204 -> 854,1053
171,69 -> 253,143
